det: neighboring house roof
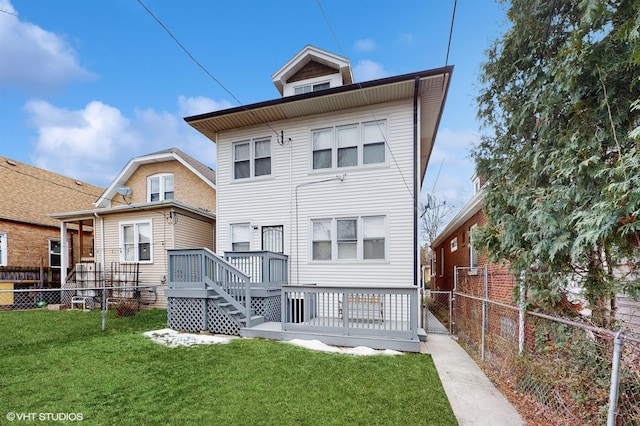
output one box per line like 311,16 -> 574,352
271,45 -> 353,95
95,147 -> 216,208
185,66 -> 453,182
432,189 -> 485,248
0,156 -> 104,228
51,199 -> 216,222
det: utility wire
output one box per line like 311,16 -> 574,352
135,0 -> 283,141
445,0 -> 457,68
315,0 -> 415,199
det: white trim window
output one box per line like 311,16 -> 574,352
450,237 -> 458,253
49,239 -> 61,268
0,233 -> 7,266
470,224 -> 478,268
311,120 -> 386,171
231,223 -> 251,251
294,81 -> 330,94
148,173 -> 174,202
311,216 -> 386,261
233,137 -> 272,179
120,221 -> 152,262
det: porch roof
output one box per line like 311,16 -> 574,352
50,199 -> 216,222
185,66 -> 453,182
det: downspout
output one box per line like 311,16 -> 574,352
413,76 -> 420,287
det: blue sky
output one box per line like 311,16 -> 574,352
0,0 -> 507,216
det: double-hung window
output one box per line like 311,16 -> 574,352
363,121 -> 386,165
0,233 -> 6,266
231,223 -> 251,251
295,82 -> 330,95
311,216 -> 386,261
470,224 -> 478,268
311,120 -> 386,171
121,221 -> 152,262
49,239 -> 61,268
148,173 -> 174,202
233,137 -> 272,179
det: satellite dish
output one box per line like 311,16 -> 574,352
115,186 -> 133,196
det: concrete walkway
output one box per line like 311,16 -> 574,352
420,334 -> 525,425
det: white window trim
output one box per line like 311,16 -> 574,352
294,80 -> 331,95
470,224 -> 478,269
0,233 -> 7,266
310,216 -> 387,262
119,220 -> 153,263
232,137 -> 273,180
49,239 -> 61,269
230,223 -> 251,251
310,119 -> 388,172
147,173 -> 174,202
450,237 -> 458,253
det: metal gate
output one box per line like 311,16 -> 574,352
422,289 -> 452,334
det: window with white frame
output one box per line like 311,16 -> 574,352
148,173 -> 174,202
450,237 -> 458,252
311,120 -> 387,171
294,82 -> 330,95
233,137 -> 272,179
440,247 -> 444,277
0,233 -> 7,266
311,216 -> 386,261
49,239 -> 61,268
470,224 -> 478,268
120,221 -> 152,262
231,223 -> 251,251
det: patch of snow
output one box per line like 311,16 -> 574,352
143,328 -> 235,348
284,339 -> 403,356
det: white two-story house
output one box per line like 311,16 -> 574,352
171,46 -> 452,351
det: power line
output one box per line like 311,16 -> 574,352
445,0 -> 458,68
135,0 -> 284,142
0,8 -> 18,17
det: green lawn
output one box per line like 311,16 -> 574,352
0,309 -> 456,425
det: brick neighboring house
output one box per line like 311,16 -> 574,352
0,156 -> 104,272
431,175 -> 516,305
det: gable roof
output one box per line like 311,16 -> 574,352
432,190 -> 485,248
271,45 -> 353,95
95,147 -> 216,208
0,156 -> 104,228
185,66 -> 453,182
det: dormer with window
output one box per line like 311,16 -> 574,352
148,173 -> 174,202
271,45 -> 353,97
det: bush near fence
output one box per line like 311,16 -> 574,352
453,285 -> 640,425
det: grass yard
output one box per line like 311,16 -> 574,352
0,309 -> 456,425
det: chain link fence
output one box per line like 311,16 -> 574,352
453,267 -> 640,425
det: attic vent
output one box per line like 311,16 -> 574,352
75,180 -> 83,186
7,159 -> 16,166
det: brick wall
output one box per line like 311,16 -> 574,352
1,221 -> 94,268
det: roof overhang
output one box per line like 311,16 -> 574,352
432,190 -> 485,248
185,66 -> 453,182
50,200 -> 216,222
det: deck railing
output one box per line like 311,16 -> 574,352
224,251 -> 288,289
281,285 -> 419,341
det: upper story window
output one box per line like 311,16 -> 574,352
311,216 -> 386,262
472,175 -> 481,195
311,120 -> 386,171
0,233 -> 7,266
294,82 -> 330,95
148,173 -> 174,202
49,239 -> 61,268
233,137 -> 272,180
120,220 -> 152,263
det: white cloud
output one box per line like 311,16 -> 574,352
24,96 -> 221,187
397,33 -> 414,45
353,60 -> 389,82
178,95 -> 233,117
353,38 -> 377,52
0,0 -> 96,94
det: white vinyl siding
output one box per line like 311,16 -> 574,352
216,101 -> 414,287
233,138 -> 272,179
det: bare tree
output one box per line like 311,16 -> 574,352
420,194 -> 454,251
